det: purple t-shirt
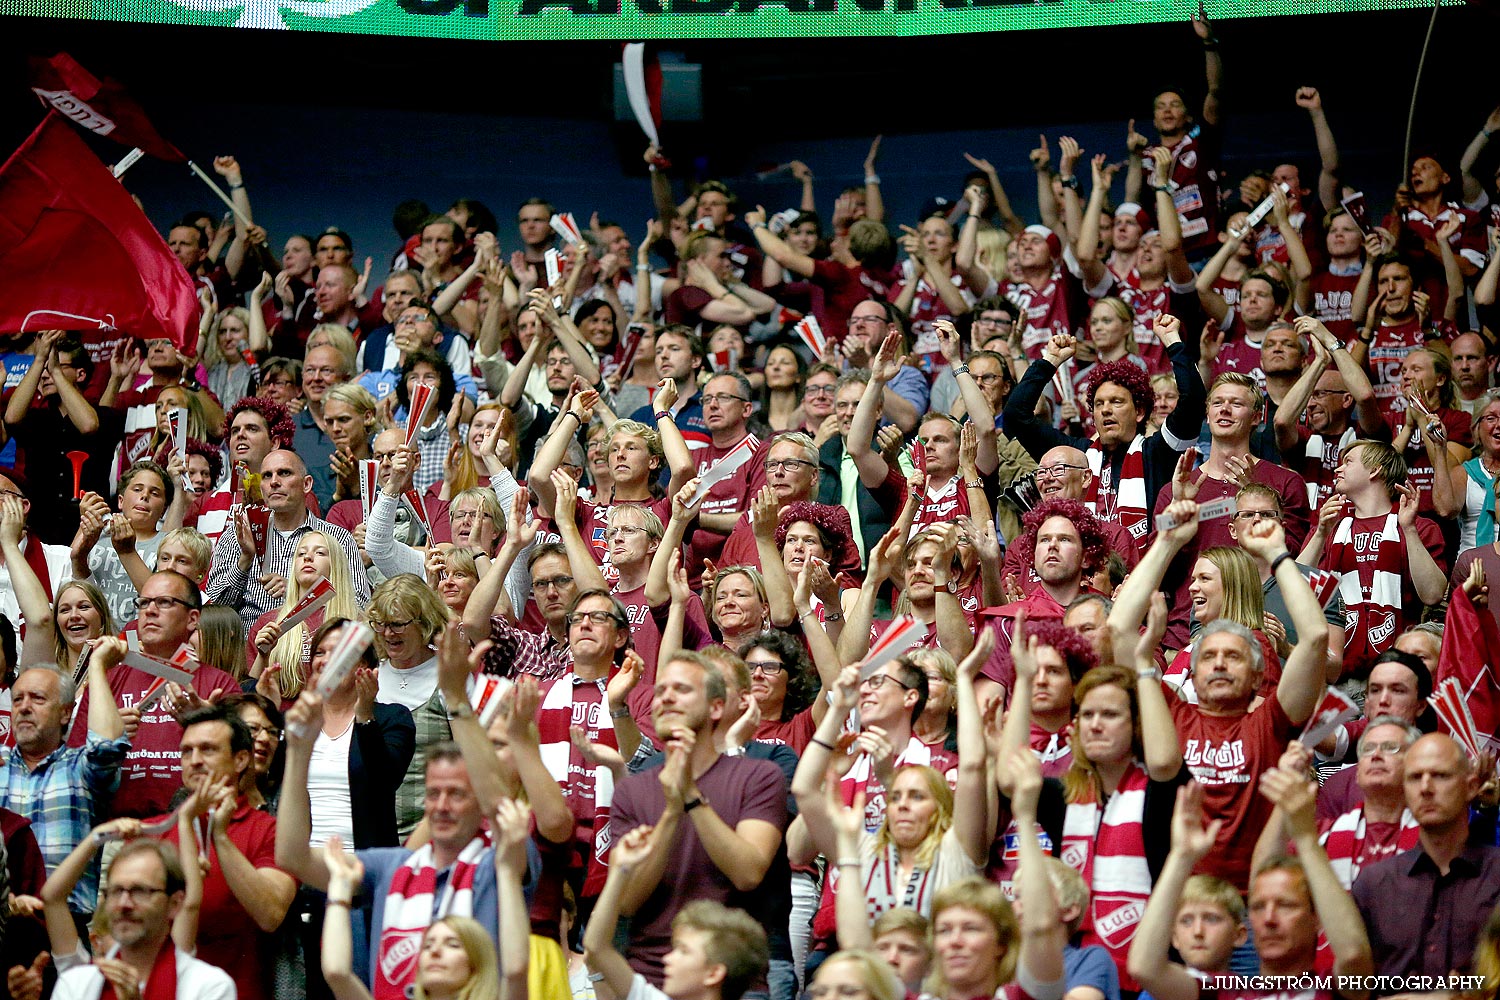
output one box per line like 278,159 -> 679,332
608,754 -> 787,984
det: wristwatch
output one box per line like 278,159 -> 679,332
684,795 -> 708,813
448,702 -> 475,722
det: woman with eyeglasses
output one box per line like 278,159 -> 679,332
219,692 -> 287,809
256,357 -> 305,415
367,574 -> 457,837
247,531 -> 361,709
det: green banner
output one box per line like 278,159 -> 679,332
0,0 -> 1460,40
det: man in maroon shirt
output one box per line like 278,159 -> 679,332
687,371 -> 765,576
162,705 -> 294,1000
743,206 -> 897,338
1133,505 -> 1327,894
1148,5 -> 1224,261
67,571 -> 241,818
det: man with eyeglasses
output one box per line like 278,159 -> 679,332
1226,485 -> 1345,681
1274,317 -> 1386,513
467,526 -> 578,683
207,448 -> 371,632
840,301 -> 924,430
51,840 -> 234,1000
155,704 -> 294,1000
68,572 -> 241,819
686,372 -> 764,578
1259,719 -> 1421,891
717,433 -> 855,573
533,589 -> 645,909
292,343 -> 354,514
1353,733 -> 1500,983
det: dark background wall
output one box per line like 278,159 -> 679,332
1,4 -> 1496,285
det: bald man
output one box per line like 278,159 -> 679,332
206,448 -> 371,629
1451,332 -> 1495,419
1353,733 -> 1500,981
1001,445 -> 1140,595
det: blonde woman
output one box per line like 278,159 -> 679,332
324,382 -> 380,504
443,401 -> 506,498
202,306 -> 262,408
248,530 -> 360,707
1163,544 -> 1282,701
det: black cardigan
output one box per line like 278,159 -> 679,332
1001,341 -> 1207,514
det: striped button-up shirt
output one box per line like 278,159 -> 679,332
205,511 -> 372,631
0,732 -> 129,914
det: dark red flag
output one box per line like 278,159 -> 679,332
0,114 -> 198,349
27,53 -> 185,163
1438,584 -> 1500,750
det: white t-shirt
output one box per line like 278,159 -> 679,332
308,720 -> 355,848
378,655 -> 438,710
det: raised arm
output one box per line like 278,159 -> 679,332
1126,782 -> 1217,1000
789,664 -> 861,862
1009,747 -> 1067,987
846,336 -> 899,489
550,471 -> 609,594
1194,234 -> 1242,325
1460,106 -> 1500,207
530,289 -> 602,387
937,321 -> 998,475
1072,154 -> 1114,291
953,630 -> 998,865
1236,517 -> 1331,725
0,496 -> 57,668
1032,136 -> 1061,233
862,136 -> 885,223
748,487 -> 796,628
1274,329 -> 1332,454
527,387 -> 595,517
584,823 -> 668,997
84,637 -> 127,740
492,799 -> 535,1000
1106,490 -> 1201,652
1259,768 -> 1374,989
745,205 -> 816,280
275,693 -> 330,890
4,333 -> 57,429
321,837 -> 375,1000
499,327 -> 548,410
1193,3 -> 1223,126
1296,88 -> 1342,212
929,524 -> 976,660
1134,594 -> 1184,779
1396,482 -> 1446,605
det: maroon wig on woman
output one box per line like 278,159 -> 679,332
1010,498 -> 1111,578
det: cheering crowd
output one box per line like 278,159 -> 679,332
4,10 -> 1500,1000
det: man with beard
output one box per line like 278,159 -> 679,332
1274,317 -> 1385,511
1000,446 -> 1140,594
1006,317 -> 1203,546
607,651 -> 787,984
51,841 -> 234,1000
158,705 -> 294,1000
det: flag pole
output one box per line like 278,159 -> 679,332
186,161 -> 255,228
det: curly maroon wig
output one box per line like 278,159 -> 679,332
1012,498 -> 1110,578
1086,359 -> 1155,427
183,437 -> 223,486
222,395 -> 295,449
990,617 -> 1099,686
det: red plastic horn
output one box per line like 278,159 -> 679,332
66,451 -> 88,499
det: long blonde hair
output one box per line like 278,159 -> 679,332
203,307 -> 252,371
1197,546 -> 1264,631
268,532 -> 358,699
450,402 -> 507,495
873,765 -> 953,871
411,916 -> 499,1000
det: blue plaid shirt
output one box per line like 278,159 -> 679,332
0,732 -> 129,915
